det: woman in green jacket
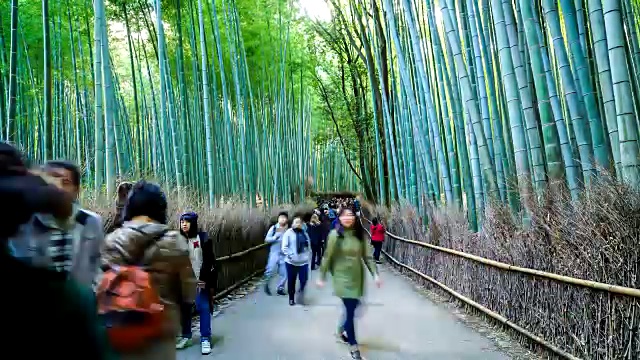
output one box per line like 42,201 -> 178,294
317,208 -> 381,360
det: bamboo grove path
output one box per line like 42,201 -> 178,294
177,265 -> 510,360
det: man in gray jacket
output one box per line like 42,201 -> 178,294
263,211 -> 289,295
10,160 -> 105,289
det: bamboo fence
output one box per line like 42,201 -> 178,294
363,217 -> 640,359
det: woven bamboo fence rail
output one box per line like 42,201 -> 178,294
362,217 -> 640,359
206,215 -> 269,295
211,244 -> 268,300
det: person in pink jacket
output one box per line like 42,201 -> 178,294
369,218 -> 385,264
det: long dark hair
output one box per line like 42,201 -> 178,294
372,217 -> 379,226
336,208 -> 364,241
123,180 -> 168,224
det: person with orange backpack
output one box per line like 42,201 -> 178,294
97,181 -> 197,360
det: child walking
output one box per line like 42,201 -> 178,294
176,212 -> 216,355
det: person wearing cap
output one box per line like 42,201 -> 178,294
176,211 -> 217,355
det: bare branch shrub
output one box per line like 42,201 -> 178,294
377,180 -> 640,359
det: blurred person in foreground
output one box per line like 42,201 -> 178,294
99,180 -> 196,360
9,159 -> 105,288
0,141 -> 115,358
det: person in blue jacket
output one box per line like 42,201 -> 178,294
263,211 -> 289,295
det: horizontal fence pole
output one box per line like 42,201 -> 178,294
362,218 -> 640,297
362,222 -> 580,359
216,243 -> 269,262
211,242 -> 266,299
213,268 -> 262,301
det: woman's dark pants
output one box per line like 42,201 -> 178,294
285,263 -> 309,302
371,241 -> 383,261
340,298 -> 360,346
311,243 -> 323,268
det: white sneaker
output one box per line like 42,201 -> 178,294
201,339 -> 212,355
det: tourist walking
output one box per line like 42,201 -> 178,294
321,207 -> 332,252
369,217 -> 386,264
282,215 -> 311,305
99,180 -> 197,360
0,142 -> 115,359
318,208 -> 381,360
307,213 -> 324,270
176,211 -> 217,354
9,160 -> 105,288
264,211 -> 289,296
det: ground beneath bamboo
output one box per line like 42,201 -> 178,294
177,266 -> 513,360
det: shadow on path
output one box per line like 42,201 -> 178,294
177,266 -> 511,360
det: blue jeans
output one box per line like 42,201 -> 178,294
265,251 -> 287,290
371,241 -> 383,261
340,298 -> 360,346
180,289 -> 211,340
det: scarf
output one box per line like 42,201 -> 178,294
293,228 -> 309,254
35,202 -> 81,274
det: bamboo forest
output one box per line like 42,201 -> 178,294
2,0 -> 640,228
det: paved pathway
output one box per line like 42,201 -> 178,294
178,266 -> 511,360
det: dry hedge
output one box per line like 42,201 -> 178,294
85,187 -> 317,295
373,180 -> 640,360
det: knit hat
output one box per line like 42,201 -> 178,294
180,211 -> 198,223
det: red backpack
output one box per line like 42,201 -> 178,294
96,232 -> 166,352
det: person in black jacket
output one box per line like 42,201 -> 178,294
177,211 -> 217,355
307,212 -> 324,270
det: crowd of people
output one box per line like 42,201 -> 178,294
262,197 -> 386,360
0,141 -> 387,360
